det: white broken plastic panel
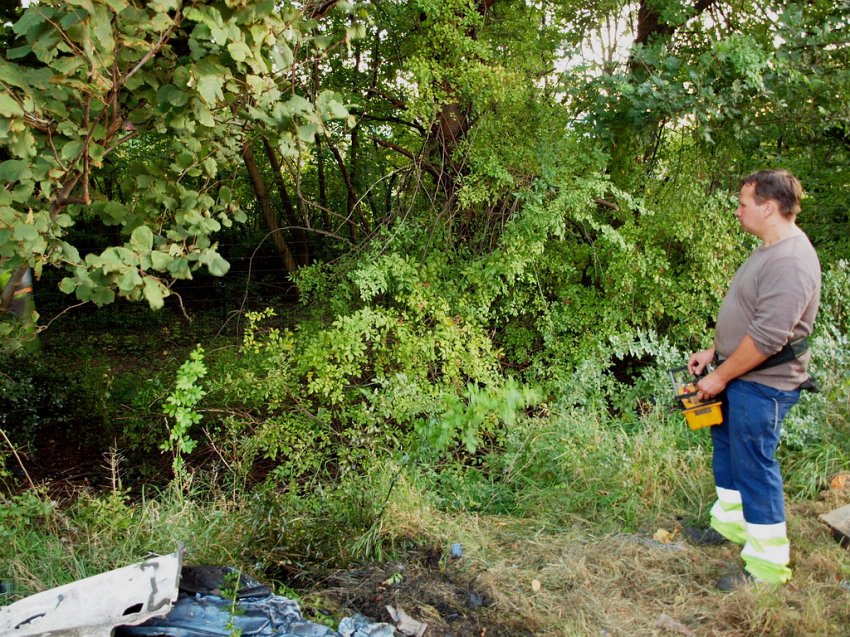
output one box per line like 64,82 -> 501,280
0,545 -> 183,637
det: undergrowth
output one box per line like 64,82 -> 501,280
1,248 -> 848,637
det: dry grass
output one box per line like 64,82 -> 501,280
379,479 -> 850,637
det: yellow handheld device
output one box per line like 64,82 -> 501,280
669,366 -> 723,430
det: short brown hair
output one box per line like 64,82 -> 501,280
741,169 -> 803,217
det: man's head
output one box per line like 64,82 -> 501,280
740,169 -> 802,218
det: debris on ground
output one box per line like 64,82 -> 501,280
655,612 -> 696,637
386,605 -> 427,637
0,549 -> 395,637
0,546 -> 183,637
314,555 -> 526,637
819,503 -> 850,549
829,472 -> 850,490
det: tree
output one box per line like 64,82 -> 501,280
0,0 -> 354,330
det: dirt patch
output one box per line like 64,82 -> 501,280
305,552 -> 533,637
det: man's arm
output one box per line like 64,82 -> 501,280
695,335 -> 768,401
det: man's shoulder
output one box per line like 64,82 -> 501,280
758,233 -> 819,265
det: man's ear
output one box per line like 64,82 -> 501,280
762,199 -> 778,218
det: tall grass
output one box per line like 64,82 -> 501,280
0,482 -> 256,598
412,405 -> 717,533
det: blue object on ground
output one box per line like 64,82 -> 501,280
450,543 -> 463,559
116,592 -> 337,636
116,566 -> 395,637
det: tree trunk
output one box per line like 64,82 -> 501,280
425,0 -> 496,199
242,141 -> 298,274
262,138 -> 309,266
0,265 -> 27,311
312,57 -> 330,230
612,0 -> 718,181
327,140 -> 368,241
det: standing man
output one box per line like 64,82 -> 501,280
686,169 -> 821,591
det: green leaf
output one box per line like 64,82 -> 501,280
327,99 -> 349,119
5,45 -> 33,61
0,160 -> 30,182
192,100 -> 216,127
314,35 -> 334,50
202,157 -> 217,177
102,0 -> 129,12
91,5 -> 115,54
0,94 -> 24,117
13,224 -> 38,242
61,140 -> 84,161
158,84 -> 190,107
283,94 -> 312,114
205,252 -> 230,277
54,214 -> 74,228
59,277 -> 77,294
195,59 -> 226,104
0,60 -> 31,90
13,7 -> 48,37
227,40 -> 251,63
150,0 -> 180,11
65,0 -> 96,14
116,267 -> 143,292
100,200 -> 127,224
143,278 -> 166,309
175,151 -> 195,170
168,258 -> 192,279
61,242 -> 80,262
272,43 -> 293,70
130,225 -> 154,252
150,251 -> 171,270
91,286 -> 115,306
297,123 -> 318,142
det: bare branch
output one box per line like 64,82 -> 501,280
370,136 -> 441,181
124,15 -> 180,84
0,428 -> 35,490
594,197 -> 619,211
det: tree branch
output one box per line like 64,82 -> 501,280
370,136 -> 441,181
304,0 -> 339,20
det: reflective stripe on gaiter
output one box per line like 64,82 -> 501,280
741,521 -> 792,584
709,486 -> 746,545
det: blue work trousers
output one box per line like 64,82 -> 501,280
711,379 -> 800,525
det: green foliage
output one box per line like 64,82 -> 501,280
206,247 -> 518,482
162,345 -> 207,482
0,0 -> 354,344
818,260 -> 850,339
422,381 -> 540,454
414,403 -> 715,529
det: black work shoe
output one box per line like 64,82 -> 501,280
716,570 -> 756,592
683,526 -> 730,546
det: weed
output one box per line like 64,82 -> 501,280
161,345 -> 208,488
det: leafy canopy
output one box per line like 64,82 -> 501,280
0,0 -> 353,311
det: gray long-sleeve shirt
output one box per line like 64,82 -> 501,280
714,232 -> 821,391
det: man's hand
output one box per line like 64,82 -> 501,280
692,335 -> 769,401
687,347 -> 715,376
688,345 -> 724,401
696,371 -> 727,401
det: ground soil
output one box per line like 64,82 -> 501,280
305,552 -> 532,637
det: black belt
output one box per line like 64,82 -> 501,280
755,337 -> 810,371
715,337 -> 809,371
